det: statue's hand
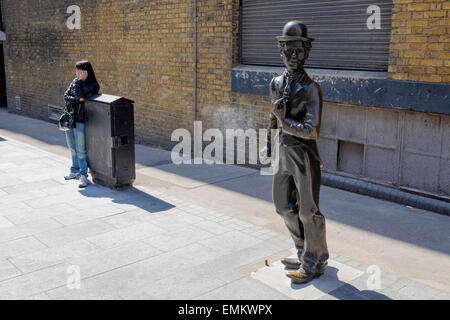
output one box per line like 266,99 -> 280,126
259,145 -> 271,163
284,117 -> 297,128
272,98 -> 284,111
272,98 -> 285,121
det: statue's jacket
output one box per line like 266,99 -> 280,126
268,70 -> 323,165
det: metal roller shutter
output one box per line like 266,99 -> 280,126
240,0 -> 393,71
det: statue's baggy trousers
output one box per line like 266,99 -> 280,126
273,143 -> 329,273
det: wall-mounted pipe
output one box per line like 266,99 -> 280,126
193,0 -> 197,121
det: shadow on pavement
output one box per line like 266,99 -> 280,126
1,109 -> 449,257
289,266 -> 392,300
78,184 -> 175,214
211,172 -> 450,256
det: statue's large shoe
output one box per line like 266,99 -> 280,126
286,266 -> 326,284
281,258 -> 328,273
281,257 -> 301,269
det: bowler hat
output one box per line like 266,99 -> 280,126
276,20 -> 314,43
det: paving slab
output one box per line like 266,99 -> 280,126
85,222 -> 166,250
52,204 -> 126,226
141,225 -> 215,252
100,209 -> 162,229
0,215 -> 15,228
199,230 -> 263,255
3,203 -> 77,225
0,236 -> 48,260
0,263 -> 69,299
0,188 -> 9,197
23,192 -> 83,209
0,112 -> 449,300
46,244 -> 223,300
137,162 -> 255,188
2,179 -> 63,195
126,270 -> 227,300
66,241 -> 163,279
10,239 -> 99,273
0,190 -> 50,207
25,293 -> 52,300
195,277 -> 290,300
251,257 -> 364,300
0,218 -> 63,244
0,173 -> 26,188
194,220 -> 233,235
34,219 -> 116,247
0,259 -> 22,282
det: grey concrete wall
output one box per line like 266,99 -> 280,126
318,102 -> 450,197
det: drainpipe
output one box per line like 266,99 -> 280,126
193,0 -> 198,121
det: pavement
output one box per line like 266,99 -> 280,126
0,108 -> 449,300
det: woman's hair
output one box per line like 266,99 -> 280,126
75,60 -> 98,85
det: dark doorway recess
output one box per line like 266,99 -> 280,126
0,42 -> 6,108
0,1 -> 6,108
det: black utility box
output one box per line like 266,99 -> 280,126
85,93 -> 135,189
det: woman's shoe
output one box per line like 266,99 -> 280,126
78,175 -> 88,188
64,173 -> 78,180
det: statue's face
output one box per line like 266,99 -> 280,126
280,41 -> 306,72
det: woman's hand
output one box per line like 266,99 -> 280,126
79,98 -> 85,102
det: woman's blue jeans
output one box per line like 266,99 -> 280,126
65,122 -> 88,177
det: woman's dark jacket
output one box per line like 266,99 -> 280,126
63,78 -> 100,123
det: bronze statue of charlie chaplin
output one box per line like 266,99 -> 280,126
267,21 -> 329,284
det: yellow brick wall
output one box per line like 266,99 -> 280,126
389,0 -> 450,82
2,0 -> 247,147
2,0 -> 448,150
2,0 -> 199,147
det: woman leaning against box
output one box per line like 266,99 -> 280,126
63,60 -> 100,188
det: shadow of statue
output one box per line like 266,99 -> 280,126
286,266 -> 392,300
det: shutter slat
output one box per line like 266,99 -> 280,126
241,0 -> 393,71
